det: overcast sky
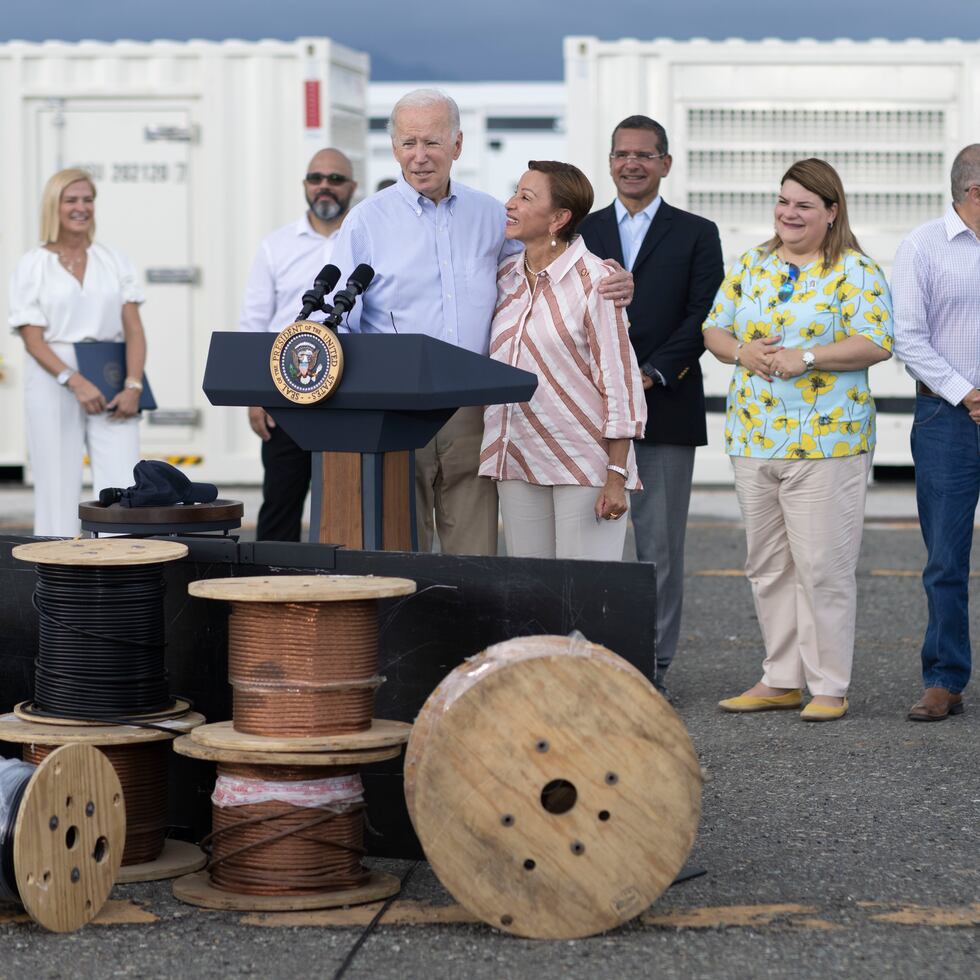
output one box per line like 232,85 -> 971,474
3,0 -> 977,79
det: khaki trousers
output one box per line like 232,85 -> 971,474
414,406 -> 499,556
732,454 -> 870,697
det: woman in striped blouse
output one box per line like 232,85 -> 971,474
479,161 -> 647,560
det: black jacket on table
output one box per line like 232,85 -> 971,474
578,199 -> 724,447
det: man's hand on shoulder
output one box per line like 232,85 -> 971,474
248,406 -> 275,441
597,258 -> 634,308
961,389 -> 980,424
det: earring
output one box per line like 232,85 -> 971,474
550,237 -> 558,248
828,221 -> 834,229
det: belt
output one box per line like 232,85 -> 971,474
917,381 -> 941,399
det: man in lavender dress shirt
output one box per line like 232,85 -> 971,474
330,89 -> 632,556
892,144 -> 980,721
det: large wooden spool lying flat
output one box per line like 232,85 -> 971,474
11,744 -> 125,932
404,635 -> 702,940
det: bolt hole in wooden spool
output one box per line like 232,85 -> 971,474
0,744 -> 124,932
0,712 -> 207,882
404,634 -> 703,940
187,575 -> 415,737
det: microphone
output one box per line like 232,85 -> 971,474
323,265 -> 375,328
295,264 -> 341,321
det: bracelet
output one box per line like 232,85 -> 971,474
606,464 -> 628,479
124,378 -> 144,391
733,342 -> 744,365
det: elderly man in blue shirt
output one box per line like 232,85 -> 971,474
330,88 -> 632,556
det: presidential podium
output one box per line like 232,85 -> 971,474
203,333 -> 537,550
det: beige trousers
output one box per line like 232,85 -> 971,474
414,406 -> 499,556
732,454 -> 871,697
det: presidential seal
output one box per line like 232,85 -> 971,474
269,320 -> 344,405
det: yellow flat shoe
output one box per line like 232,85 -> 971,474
718,690 -> 803,712
800,698 -> 849,722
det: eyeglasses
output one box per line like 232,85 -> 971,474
777,263 -> 800,303
305,172 -> 351,185
609,151 -> 668,163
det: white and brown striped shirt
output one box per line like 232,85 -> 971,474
479,237 -> 646,489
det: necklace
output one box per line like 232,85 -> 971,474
524,254 -> 543,277
55,248 -> 86,277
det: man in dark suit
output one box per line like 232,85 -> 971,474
579,115 -> 724,693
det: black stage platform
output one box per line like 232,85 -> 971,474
0,536 -> 657,859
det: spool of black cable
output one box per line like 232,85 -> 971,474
0,758 -> 33,902
12,539 -> 189,723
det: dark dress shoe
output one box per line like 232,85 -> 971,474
907,687 -> 964,722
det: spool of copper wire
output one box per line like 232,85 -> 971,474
188,576 -> 416,738
24,741 -> 169,866
229,601 -> 382,736
205,764 -> 367,896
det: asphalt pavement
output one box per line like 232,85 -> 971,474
0,482 -> 977,979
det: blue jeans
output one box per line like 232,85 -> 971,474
910,394 -> 979,694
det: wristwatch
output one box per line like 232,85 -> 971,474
802,350 -> 816,369
56,368 -> 74,386
606,464 -> 629,479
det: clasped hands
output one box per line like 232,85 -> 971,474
738,336 -> 809,383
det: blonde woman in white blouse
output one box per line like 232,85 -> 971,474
9,168 -> 147,536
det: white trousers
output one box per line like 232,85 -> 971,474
25,348 -> 140,537
732,454 -> 870,697
497,481 -> 629,561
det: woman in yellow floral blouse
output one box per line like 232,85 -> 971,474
703,158 -> 893,721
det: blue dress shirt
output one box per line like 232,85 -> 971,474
329,174 -> 519,355
614,195 -> 662,271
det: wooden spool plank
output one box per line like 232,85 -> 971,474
13,743 -> 126,933
1,710 -> 204,743
188,574 -> 416,603
115,839 -> 207,884
172,734 -> 401,766
403,635 -> 702,941
189,719 -> 411,753
172,868 -> 400,912
78,499 -> 243,525
11,539 -> 187,566
13,699 -> 195,728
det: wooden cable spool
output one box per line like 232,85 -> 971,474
11,538 -> 189,724
171,735 -> 406,911
2,744 -> 125,932
404,635 -> 703,940
188,575 -> 415,737
0,712 -> 207,883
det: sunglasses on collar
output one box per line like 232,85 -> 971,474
777,263 -> 800,303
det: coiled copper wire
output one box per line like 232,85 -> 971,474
228,600 -> 381,737
204,764 -> 368,896
24,741 -> 169,865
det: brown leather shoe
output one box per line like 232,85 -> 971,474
907,687 -> 965,722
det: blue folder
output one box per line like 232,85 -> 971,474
73,342 -> 157,411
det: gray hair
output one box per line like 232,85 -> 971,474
387,89 -> 461,140
951,144 -> 980,203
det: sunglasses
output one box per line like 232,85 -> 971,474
777,263 -> 800,303
305,172 -> 351,186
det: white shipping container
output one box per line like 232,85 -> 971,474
564,36 -> 980,481
0,36 -> 368,484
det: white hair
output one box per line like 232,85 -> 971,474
387,89 -> 461,140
